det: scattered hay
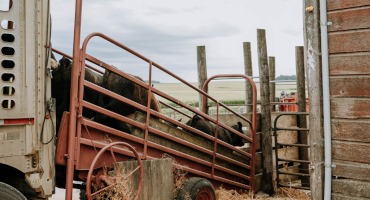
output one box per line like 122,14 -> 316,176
216,187 -> 252,199
275,187 -> 310,200
216,187 -> 310,200
161,154 -> 189,197
162,153 -> 310,200
92,169 -> 134,200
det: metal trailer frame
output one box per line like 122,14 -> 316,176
54,33 -> 258,199
56,1 -> 258,199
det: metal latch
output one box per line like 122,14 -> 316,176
47,98 -> 55,112
46,67 -> 53,78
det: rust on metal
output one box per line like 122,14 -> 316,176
56,28 -> 258,197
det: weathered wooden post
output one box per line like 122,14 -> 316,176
243,42 -> 253,114
117,158 -> 174,200
296,46 -> 310,187
304,0 -> 324,199
269,57 -> 276,111
257,29 -> 274,195
197,46 -> 208,114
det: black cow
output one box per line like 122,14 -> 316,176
185,115 -> 245,146
230,122 -> 245,147
185,115 -> 232,145
94,69 -> 161,133
185,115 -> 214,136
51,57 -> 103,131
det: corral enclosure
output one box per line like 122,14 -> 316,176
153,80 -> 307,193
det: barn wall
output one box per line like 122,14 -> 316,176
327,1 -> 370,199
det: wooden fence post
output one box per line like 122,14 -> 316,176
296,46 -> 310,187
304,0 -> 324,199
257,29 -> 274,195
243,42 -> 253,114
269,57 -> 276,111
197,46 -> 208,114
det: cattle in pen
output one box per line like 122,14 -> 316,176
51,57 -> 103,131
185,115 -> 245,146
94,69 -> 161,134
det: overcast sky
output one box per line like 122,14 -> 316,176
50,0 -> 303,83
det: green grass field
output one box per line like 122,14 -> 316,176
154,81 -> 297,104
153,81 -> 298,117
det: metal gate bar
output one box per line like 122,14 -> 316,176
273,112 -> 310,190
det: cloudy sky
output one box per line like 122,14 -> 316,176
50,0 -> 303,83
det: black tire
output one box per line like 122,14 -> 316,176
79,183 -> 87,200
175,177 -> 216,200
0,182 -> 27,200
79,189 -> 87,200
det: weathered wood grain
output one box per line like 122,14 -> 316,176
329,30 -> 370,53
243,42 -> 254,114
295,46 -> 309,187
328,7 -> 370,32
269,57 -> 276,111
330,76 -> 370,97
257,29 -> 274,195
197,46 -> 208,112
332,140 -> 370,163
327,0 -> 370,11
331,119 -> 370,142
332,193 -> 370,200
304,0 -> 324,198
116,158 -> 174,200
332,179 -> 370,198
331,98 -> 370,119
329,53 -> 370,75
332,160 -> 370,181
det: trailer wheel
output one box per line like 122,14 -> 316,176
0,182 -> 27,200
86,142 -> 143,200
176,177 -> 216,200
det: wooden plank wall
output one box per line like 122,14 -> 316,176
327,1 -> 370,199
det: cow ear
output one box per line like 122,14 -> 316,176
193,115 -> 200,121
59,57 -> 71,68
238,122 -> 242,129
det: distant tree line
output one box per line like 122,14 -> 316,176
275,75 -> 296,80
145,80 -> 161,84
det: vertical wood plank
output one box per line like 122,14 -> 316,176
257,29 -> 274,195
243,42 -> 253,114
295,46 -> 310,187
197,46 -> 208,113
304,0 -> 325,199
327,0 -> 370,11
117,158 -> 174,200
269,57 -> 276,111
